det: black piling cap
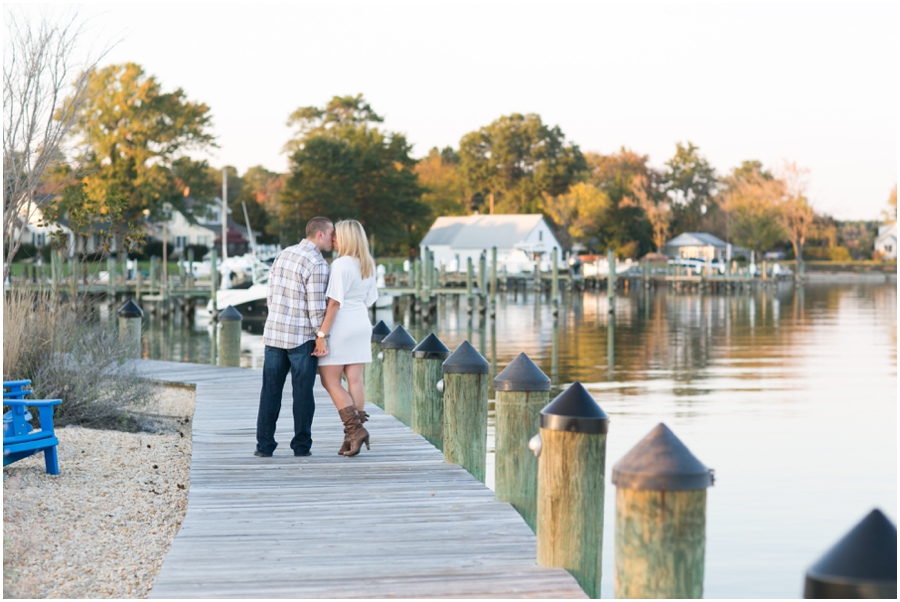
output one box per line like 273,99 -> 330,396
612,423 -> 713,491
218,305 -> 242,321
494,353 -> 551,392
804,509 -> 897,599
413,333 -> 450,360
442,341 -> 489,374
371,320 -> 392,343
539,381 -> 608,434
117,299 -> 143,318
381,325 -> 417,350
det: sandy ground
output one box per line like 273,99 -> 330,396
3,386 -> 195,599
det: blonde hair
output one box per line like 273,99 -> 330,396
335,220 -> 375,279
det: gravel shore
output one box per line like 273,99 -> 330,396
3,385 -> 195,599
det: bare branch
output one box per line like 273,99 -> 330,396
3,6 -> 114,279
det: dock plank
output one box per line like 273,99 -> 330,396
132,360 -> 586,598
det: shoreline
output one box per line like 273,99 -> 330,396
3,386 -> 195,599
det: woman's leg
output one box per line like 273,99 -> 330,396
344,364 -> 366,413
319,365 -> 353,410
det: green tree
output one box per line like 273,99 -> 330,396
233,166 -> 283,244
61,63 -> 215,226
279,94 -> 428,254
414,147 -> 467,218
662,141 -> 718,233
458,113 -> 585,214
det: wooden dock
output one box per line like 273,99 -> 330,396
132,360 -> 586,598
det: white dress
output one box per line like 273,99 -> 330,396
318,256 -> 379,366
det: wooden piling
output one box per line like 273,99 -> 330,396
536,381 -> 609,599
381,325 -> 417,426
216,305 -> 242,367
412,333 -> 451,450
364,320 -> 392,409
551,248 -> 559,316
466,257 -> 474,314
441,341 -> 490,483
493,353 -> 550,531
612,423 -> 714,599
117,300 -> 144,358
607,248 -> 616,313
209,249 -> 218,321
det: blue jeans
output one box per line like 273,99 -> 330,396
256,342 -> 318,455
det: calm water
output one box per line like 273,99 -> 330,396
140,282 -> 897,598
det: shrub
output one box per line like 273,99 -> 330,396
14,244 -> 39,260
184,244 -> 209,261
3,290 -> 162,432
828,246 -> 853,262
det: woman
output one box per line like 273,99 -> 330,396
313,220 -> 379,457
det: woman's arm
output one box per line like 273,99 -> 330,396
312,297 -> 341,357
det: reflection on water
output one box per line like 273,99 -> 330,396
139,283 -> 896,598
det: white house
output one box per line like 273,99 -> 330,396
163,209 -> 216,253
419,214 -> 564,273
665,232 -> 733,261
875,223 -> 897,260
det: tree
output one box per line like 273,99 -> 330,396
720,165 -> 786,258
883,184 -> 897,223
62,63 -> 216,227
279,95 -> 429,254
584,148 -> 660,256
458,113 -> 586,214
541,182 -> 611,250
662,141 -> 718,233
2,7 -> 109,278
777,162 -> 815,273
233,166 -> 284,244
622,174 -> 672,253
414,147 -> 467,218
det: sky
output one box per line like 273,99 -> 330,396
10,2 -> 899,220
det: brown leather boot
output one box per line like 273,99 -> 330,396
338,406 -> 370,457
337,408 -> 368,455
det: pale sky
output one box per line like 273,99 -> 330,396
12,2 -> 899,220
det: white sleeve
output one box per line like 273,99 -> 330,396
325,259 -> 349,304
364,277 -> 378,307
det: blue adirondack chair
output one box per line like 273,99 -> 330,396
3,379 -> 61,475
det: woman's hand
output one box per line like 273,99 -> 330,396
312,337 -> 329,357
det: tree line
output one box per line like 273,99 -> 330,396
5,55 -> 896,278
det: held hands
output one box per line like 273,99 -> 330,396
312,337 -> 329,357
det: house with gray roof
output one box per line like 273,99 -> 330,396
875,222 -> 896,260
664,232 -> 734,261
419,214 -> 563,273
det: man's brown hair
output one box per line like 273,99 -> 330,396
305,216 -> 333,239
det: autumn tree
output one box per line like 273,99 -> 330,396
884,184 -> 897,223
279,94 -> 428,253
541,182 -> 611,250
621,174 -> 672,253
720,162 -> 786,257
231,166 -> 283,244
414,147 -> 467,218
2,7 -> 109,277
777,162 -> 815,275
584,148 -> 659,256
458,113 -> 585,214
662,141 -> 718,233
59,63 -> 215,232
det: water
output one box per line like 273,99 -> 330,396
140,283 -> 897,598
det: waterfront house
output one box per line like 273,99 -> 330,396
874,222 -> 897,260
664,232 -> 732,261
419,214 -> 564,273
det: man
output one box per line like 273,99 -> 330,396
255,216 -> 334,457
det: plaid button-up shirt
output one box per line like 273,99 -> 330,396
262,239 -> 330,349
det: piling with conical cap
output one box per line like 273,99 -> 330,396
117,300 -> 144,358
804,508 -> 896,599
381,325 -> 417,426
494,352 -> 550,531
612,423 -> 714,599
412,333 -> 451,449
535,381 -> 609,599
365,320 -> 392,409
441,341 -> 490,483
217,305 -> 242,367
